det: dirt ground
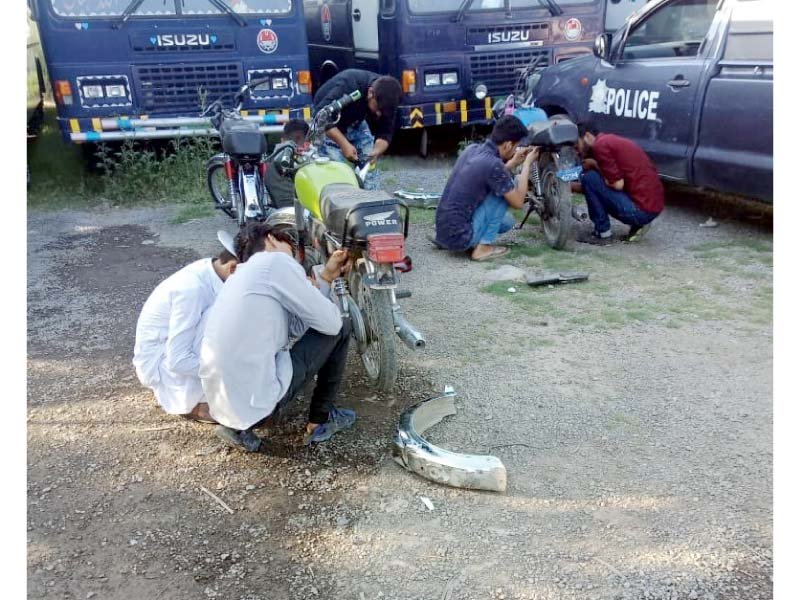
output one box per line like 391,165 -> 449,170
27,161 -> 772,600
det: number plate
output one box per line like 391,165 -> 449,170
557,165 -> 582,182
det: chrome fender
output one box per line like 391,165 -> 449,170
392,387 -> 507,493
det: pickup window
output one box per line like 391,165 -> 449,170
623,0 -> 716,60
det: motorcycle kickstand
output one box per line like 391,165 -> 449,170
515,203 -> 537,230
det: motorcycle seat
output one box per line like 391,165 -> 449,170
525,117 -> 578,147
220,120 -> 267,156
320,183 -> 398,238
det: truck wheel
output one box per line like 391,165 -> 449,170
539,159 -> 573,250
351,267 -> 398,393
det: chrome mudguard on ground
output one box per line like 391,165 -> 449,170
392,387 -> 507,493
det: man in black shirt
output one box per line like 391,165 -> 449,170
313,69 -> 402,190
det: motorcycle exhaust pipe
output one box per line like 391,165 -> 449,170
394,313 -> 426,350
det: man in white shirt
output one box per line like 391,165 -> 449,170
133,240 -> 238,422
200,222 -> 355,452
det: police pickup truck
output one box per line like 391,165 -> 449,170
531,0 -> 773,202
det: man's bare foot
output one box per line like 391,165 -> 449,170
183,403 -> 217,424
470,244 -> 509,262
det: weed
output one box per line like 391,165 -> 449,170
409,207 -> 436,226
172,203 -> 216,224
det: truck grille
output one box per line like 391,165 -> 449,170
134,62 -> 241,113
469,49 -> 550,96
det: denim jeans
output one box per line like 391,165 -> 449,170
580,169 -> 659,235
469,193 -> 516,247
319,120 -> 379,190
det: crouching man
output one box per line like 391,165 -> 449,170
435,115 -> 538,261
199,222 -> 356,452
133,240 -> 238,422
575,122 -> 664,244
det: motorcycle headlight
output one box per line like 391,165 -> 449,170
83,85 -> 104,99
425,73 -> 441,87
442,72 -> 458,85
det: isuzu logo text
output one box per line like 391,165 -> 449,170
488,30 -> 531,44
150,33 -> 214,47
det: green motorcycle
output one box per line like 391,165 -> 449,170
269,90 -> 425,392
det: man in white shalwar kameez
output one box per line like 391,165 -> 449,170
199,222 -> 356,452
133,242 -> 238,422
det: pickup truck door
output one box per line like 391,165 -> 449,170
351,0 -> 379,65
588,0 -> 719,181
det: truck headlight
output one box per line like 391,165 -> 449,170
474,84 -> 488,100
83,85 -> 104,99
425,73 -> 441,87
271,77 -> 289,90
442,72 -> 458,85
105,84 -> 126,98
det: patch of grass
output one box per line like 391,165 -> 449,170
690,239 -> 772,254
27,107 -> 102,208
172,203 -> 216,224
409,207 -> 436,225
382,175 -> 399,188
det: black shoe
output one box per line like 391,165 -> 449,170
215,425 -> 263,453
577,231 -> 613,246
625,223 -> 651,243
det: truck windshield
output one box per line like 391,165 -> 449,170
50,0 -> 291,17
408,0 -> 594,14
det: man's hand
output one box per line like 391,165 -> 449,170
320,250 -> 350,283
582,158 -> 598,172
507,146 -> 533,169
523,146 -> 540,167
341,142 -> 359,163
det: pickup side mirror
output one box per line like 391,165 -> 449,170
593,33 -> 612,61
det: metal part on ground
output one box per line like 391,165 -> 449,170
394,190 -> 440,209
392,387 -> 507,493
525,271 -> 589,287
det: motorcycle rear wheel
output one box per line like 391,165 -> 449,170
351,268 -> 398,393
539,159 -> 573,250
206,157 -> 235,220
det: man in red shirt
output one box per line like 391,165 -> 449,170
575,123 -> 664,245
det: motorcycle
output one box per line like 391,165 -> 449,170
268,90 -> 425,392
494,56 -> 584,250
202,79 -> 274,228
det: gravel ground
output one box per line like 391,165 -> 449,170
27,155 -> 772,600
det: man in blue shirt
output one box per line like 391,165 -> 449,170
435,116 -> 538,261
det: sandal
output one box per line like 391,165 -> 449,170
471,246 -> 509,262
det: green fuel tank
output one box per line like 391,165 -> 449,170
294,158 -> 359,220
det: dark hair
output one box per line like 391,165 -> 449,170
284,119 -> 309,138
217,249 -> 237,265
234,222 -> 298,263
577,122 -> 600,138
370,76 -> 402,115
489,115 -> 529,145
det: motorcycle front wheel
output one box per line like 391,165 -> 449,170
539,157 -> 573,250
351,266 -> 398,393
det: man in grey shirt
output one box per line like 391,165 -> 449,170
199,223 -> 355,452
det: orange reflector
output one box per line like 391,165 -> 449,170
402,70 -> 416,94
580,77 -> 589,86
55,80 -> 72,96
298,70 -> 312,94
442,101 -> 457,113
368,233 -> 405,263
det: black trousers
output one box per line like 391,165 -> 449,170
277,322 -> 351,425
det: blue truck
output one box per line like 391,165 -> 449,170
531,0 -> 773,202
302,0 -> 607,151
29,0 -> 314,144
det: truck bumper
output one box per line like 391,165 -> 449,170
398,97 -> 498,129
59,106 -> 313,143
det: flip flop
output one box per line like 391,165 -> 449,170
471,246 -> 510,262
